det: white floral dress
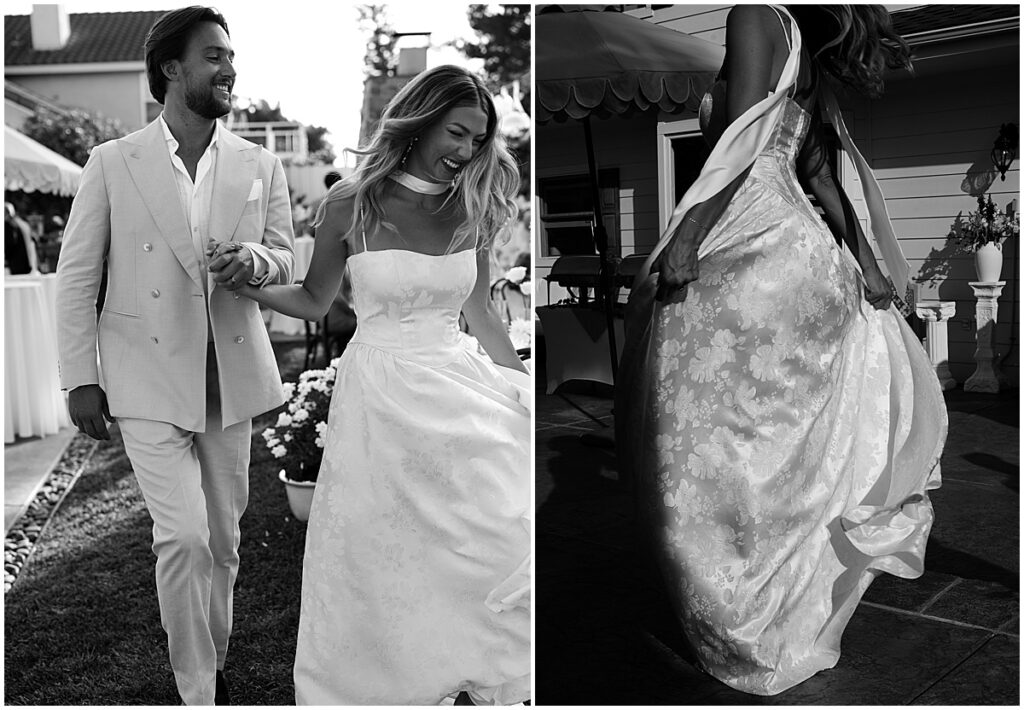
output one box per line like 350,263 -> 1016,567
293,247 -> 531,705
620,88 -> 947,694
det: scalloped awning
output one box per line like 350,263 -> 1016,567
5,125 -> 82,196
537,6 -> 726,123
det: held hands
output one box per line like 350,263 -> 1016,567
207,240 -> 255,291
861,260 -> 893,311
68,384 -> 114,440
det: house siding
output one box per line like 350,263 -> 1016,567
539,4 -> 1019,386
13,71 -> 145,131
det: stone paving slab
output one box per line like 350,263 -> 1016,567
535,372 -> 1019,705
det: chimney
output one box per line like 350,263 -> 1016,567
394,33 -> 430,77
30,5 -> 71,51
397,47 -> 427,77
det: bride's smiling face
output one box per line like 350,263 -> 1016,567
404,104 -> 489,184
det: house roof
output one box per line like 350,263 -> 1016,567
5,10 -> 168,66
890,4 -> 1019,37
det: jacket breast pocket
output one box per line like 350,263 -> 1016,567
241,199 -> 261,217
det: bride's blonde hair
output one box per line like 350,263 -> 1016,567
312,65 -> 521,253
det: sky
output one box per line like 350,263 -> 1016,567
8,1 -> 488,167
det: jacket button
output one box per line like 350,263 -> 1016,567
151,289 -> 160,298
235,335 -> 245,344
143,243 -> 153,252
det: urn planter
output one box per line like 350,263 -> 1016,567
974,242 -> 1003,282
278,470 -> 316,522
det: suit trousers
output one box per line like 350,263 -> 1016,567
118,348 -> 251,705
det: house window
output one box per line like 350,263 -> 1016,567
670,134 -> 712,205
537,169 -> 619,258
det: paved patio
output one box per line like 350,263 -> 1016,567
535,351 -> 1019,705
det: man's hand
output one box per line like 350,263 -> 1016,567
208,241 -> 255,291
68,384 -> 114,440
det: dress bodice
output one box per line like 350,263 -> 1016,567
699,81 -> 811,162
700,83 -> 814,212
346,247 -> 476,366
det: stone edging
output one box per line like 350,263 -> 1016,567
4,435 -> 99,594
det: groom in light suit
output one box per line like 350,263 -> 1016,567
55,7 -> 293,705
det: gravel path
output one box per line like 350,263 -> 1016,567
4,435 -> 99,593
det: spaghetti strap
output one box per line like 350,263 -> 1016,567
360,203 -> 368,253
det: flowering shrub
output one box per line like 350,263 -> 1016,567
951,195 -> 1019,252
261,358 -> 340,483
509,317 -> 532,350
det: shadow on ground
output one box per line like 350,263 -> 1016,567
535,353 -> 1019,705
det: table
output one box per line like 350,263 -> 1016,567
5,275 -> 70,442
536,304 -> 624,394
267,235 -> 317,336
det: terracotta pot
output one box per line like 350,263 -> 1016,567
278,470 -> 316,522
975,242 -> 1003,282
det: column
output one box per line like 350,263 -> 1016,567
915,300 -> 957,391
964,281 -> 1006,393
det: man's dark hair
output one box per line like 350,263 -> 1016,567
144,6 -> 229,105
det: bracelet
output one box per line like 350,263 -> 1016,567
685,215 -> 710,232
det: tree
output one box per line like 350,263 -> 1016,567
22,107 -> 125,166
457,5 -> 530,89
358,5 -> 398,78
306,125 -> 337,164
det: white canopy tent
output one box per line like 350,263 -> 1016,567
5,125 -> 83,197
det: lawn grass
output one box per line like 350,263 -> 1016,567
5,342 -> 311,705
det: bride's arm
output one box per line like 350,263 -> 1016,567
654,6 -> 776,301
796,108 -> 893,310
461,246 -> 528,373
233,198 -> 352,320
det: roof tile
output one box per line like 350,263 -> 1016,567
5,10 -> 169,66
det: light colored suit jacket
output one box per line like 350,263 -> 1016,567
56,118 -> 295,431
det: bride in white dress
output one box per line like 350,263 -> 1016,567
235,65 -> 530,705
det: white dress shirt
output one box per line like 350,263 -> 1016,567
158,114 -> 270,293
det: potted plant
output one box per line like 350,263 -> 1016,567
260,358 -> 339,521
950,195 -> 1019,282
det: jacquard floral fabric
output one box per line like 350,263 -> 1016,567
620,96 -> 947,695
293,248 -> 531,705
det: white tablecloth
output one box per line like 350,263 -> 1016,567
5,274 -> 70,442
267,235 -> 317,336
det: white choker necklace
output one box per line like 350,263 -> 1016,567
388,170 -> 451,195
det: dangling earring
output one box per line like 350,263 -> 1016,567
400,136 -> 418,167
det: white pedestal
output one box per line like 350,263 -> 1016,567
915,300 -> 957,391
964,281 -> 1005,393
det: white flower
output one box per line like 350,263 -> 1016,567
518,280 -> 532,296
271,444 -> 287,458
315,421 -> 328,437
282,382 -> 296,399
504,266 -> 527,284
292,408 -> 310,422
509,318 -> 532,349
261,427 -> 276,441
266,437 -> 280,449
276,412 -> 293,428
314,436 -> 326,448
283,433 -> 293,442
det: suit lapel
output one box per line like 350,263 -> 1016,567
119,120 -> 203,291
210,129 -> 260,244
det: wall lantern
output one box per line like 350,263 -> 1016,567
991,123 -> 1018,181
